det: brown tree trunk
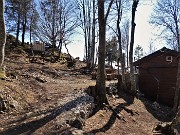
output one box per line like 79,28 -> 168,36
96,0 -> 114,105
21,13 -> 27,46
82,0 -> 88,62
58,39 -> 63,58
16,11 -> 20,46
96,0 -> 108,105
0,0 -> 6,76
171,101 -> 180,134
52,1 -> 56,56
87,1 -> 91,68
90,0 -> 96,69
173,5 -> 180,111
129,0 -> 139,95
173,58 -> 180,111
116,0 -> 126,90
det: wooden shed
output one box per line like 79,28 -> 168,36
32,41 -> 45,52
134,47 -> 179,107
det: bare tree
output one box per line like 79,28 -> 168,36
76,0 -> 97,68
151,0 -> 180,51
129,0 -> 139,95
121,19 -> 130,68
147,40 -> 156,55
0,0 -> 6,77
115,0 -> 128,91
96,0 -> 114,105
34,0 -> 77,56
28,1 -> 39,44
91,0 -> 96,69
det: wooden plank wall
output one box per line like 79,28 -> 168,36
33,42 -> 45,52
138,54 -> 179,107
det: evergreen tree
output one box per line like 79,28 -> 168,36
134,45 -> 143,61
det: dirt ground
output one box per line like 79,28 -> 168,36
0,50 -> 173,135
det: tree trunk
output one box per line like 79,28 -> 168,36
30,25 -> 32,44
173,5 -> 180,111
129,0 -> 139,95
96,0 -> 114,105
21,13 -> 27,46
58,39 -> 63,58
87,1 -> 91,68
0,0 -> 6,77
90,0 -> 96,69
173,58 -> 180,111
16,11 -> 20,46
52,1 -> 56,56
124,20 -> 129,68
116,0 -> 126,90
82,0 -> 88,62
96,0 -> 108,105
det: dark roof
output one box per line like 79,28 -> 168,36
133,47 -> 179,66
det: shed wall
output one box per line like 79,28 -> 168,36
138,53 -> 178,107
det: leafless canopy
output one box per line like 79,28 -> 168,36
150,0 -> 180,51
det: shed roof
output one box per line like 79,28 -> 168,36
133,47 -> 179,66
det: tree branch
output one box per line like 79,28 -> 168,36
105,0 -> 114,22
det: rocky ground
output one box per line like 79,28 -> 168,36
0,49 -> 174,135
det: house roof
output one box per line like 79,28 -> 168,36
133,47 -> 179,66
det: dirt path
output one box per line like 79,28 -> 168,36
0,53 -> 173,135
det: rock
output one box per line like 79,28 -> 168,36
0,127 -> 4,131
0,68 -> 6,80
55,90 -> 95,131
80,110 -> 86,119
153,122 -> 175,135
0,97 -> 7,112
35,76 -> 47,83
9,100 -> 21,110
69,119 -> 83,129
71,129 -> 85,135
64,74 -> 70,77
46,97 -> 51,100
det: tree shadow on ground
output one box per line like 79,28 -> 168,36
0,95 -> 92,135
138,96 -> 174,122
118,90 -> 135,105
86,90 -> 135,134
86,102 -> 130,134
118,89 -> 174,122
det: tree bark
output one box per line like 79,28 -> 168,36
173,58 -> 180,111
96,0 -> 107,105
0,0 -> 6,69
87,1 -> 91,68
90,0 -> 96,69
129,0 -> 139,95
96,0 -> 114,105
82,0 -> 88,62
21,13 -> 27,46
52,1 -> 56,56
173,1 -> 180,111
116,0 -> 126,90
16,10 -> 20,46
